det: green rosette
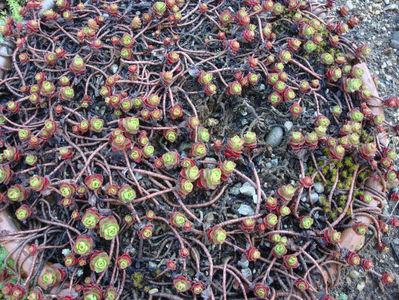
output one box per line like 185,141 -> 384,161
90,250 -> 110,273
118,184 -> 136,203
99,216 -> 120,240
74,235 -> 93,256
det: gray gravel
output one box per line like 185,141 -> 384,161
335,0 -> 399,99
330,1 -> 399,299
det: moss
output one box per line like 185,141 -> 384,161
132,272 -> 144,287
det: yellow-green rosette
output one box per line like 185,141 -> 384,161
83,286 -> 103,300
15,204 -> 32,221
90,250 -> 110,273
82,208 -> 100,229
60,183 -> 76,199
178,179 -> 193,197
74,235 -> 93,256
117,253 -> 132,270
89,117 -> 104,133
84,174 -> 103,191
138,224 -> 153,239
162,151 -> 179,169
7,184 -> 27,202
170,212 -> 186,228
118,184 -> 136,203
173,276 -> 192,293
119,117 -> 139,134
40,265 -> 63,287
99,216 -> 120,240
197,127 -> 210,142
207,225 -> 226,245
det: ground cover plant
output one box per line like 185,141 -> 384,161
0,0 -> 398,299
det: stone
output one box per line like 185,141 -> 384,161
252,194 -> 258,204
350,270 -> 360,279
392,31 -> 399,46
384,4 -> 398,11
392,40 -> 399,50
310,192 -> 319,203
357,281 -> 366,291
204,213 -> 215,224
346,0 -> 354,10
149,261 -> 157,269
241,268 -> 252,279
237,204 -> 254,216
393,238 -> 399,245
111,64 -> 118,74
206,118 -> 219,127
240,182 -> 256,197
149,289 -> 159,295
266,127 -> 284,147
238,258 -> 249,268
313,182 -> 325,193
284,121 -> 293,132
230,183 -> 242,195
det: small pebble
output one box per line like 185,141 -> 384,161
206,118 -> 219,127
350,270 -> 360,279
313,182 -> 325,193
241,268 -> 252,279
252,194 -> 258,204
346,277 -> 352,285
310,192 -> 319,203
266,127 -> 284,147
230,183 -> 242,195
237,204 -> 254,216
149,289 -> 159,295
357,281 -> 366,291
284,121 -> 293,132
149,262 -> 157,269
391,31 -> 399,49
238,258 -> 249,269
240,182 -> 256,197
346,0 -> 354,10
111,64 -> 118,74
